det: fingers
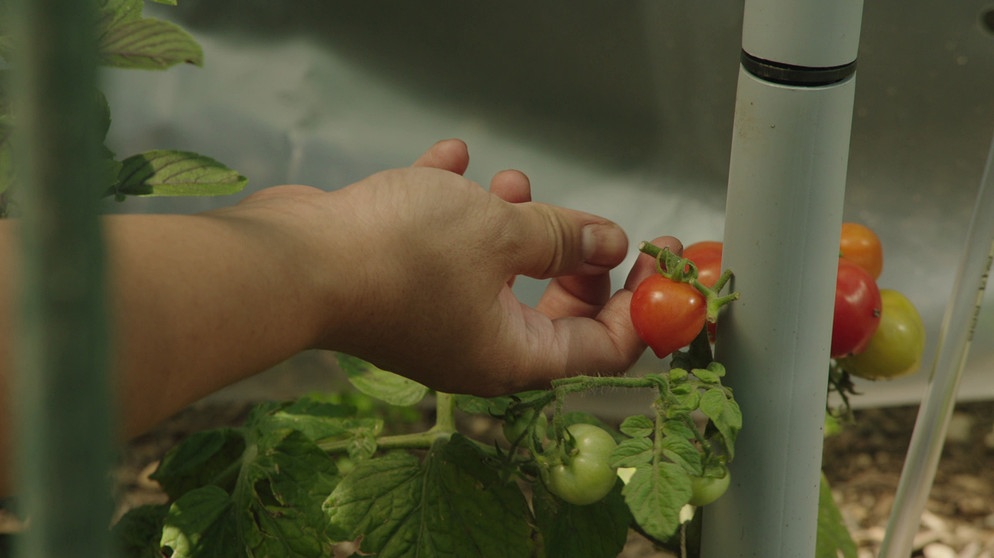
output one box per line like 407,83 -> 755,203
536,274 -> 612,319
411,139 -> 470,175
489,169 -> 532,203
505,204 -> 629,279
516,235 -> 685,386
535,235 -> 682,321
508,290 -> 644,388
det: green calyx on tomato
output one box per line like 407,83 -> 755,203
632,242 -> 739,358
840,289 -> 925,380
544,423 -> 618,506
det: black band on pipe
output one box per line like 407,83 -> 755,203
741,50 -> 856,86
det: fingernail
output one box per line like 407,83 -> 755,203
582,223 -> 628,266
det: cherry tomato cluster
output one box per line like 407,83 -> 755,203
629,241 -> 736,359
632,225 -> 925,381
834,223 -> 926,380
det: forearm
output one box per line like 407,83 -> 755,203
105,210 -> 333,438
0,205 -> 340,445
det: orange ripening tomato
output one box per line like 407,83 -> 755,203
839,222 -> 883,279
682,241 -> 723,289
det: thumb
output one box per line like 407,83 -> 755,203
507,203 -> 628,279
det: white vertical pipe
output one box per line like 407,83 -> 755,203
879,134 -> 994,557
700,1 -> 864,556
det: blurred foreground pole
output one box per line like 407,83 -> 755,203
700,1 -> 864,556
10,0 -> 116,557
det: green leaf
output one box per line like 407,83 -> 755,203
95,0 -> 144,48
610,437 -> 653,468
698,386 -> 742,459
325,435 -> 534,558
136,400 -> 353,556
623,462 -> 692,541
337,353 -> 429,407
669,388 -> 701,414
659,417 -> 697,441
454,394 -> 506,415
533,481 -> 631,558
153,0 -> 179,5
817,473 -> 858,558
618,414 -> 654,438
151,428 -> 246,500
246,397 -> 377,444
98,17 -> 203,69
692,365 -> 722,384
112,150 -> 246,197
112,504 -> 169,558
97,0 -> 144,24
235,430 -> 341,557
160,485 -> 241,558
659,435 -> 703,475
244,397 -> 383,461
455,390 -> 550,417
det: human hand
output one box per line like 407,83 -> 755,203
229,140 -> 681,396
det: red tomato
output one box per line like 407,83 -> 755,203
631,274 -> 707,358
682,241 -> 723,289
840,222 -> 883,279
831,258 -> 882,358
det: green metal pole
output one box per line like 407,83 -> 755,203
10,0 -> 116,556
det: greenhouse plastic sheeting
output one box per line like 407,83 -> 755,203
102,1 -> 994,408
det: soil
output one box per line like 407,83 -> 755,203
7,398 -> 994,557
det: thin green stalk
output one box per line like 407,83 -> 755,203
551,374 -> 661,394
431,392 -> 457,434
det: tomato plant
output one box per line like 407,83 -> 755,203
631,274 -> 707,358
544,423 -> 618,506
839,222 -> 883,279
840,289 -> 925,380
831,258 -> 882,358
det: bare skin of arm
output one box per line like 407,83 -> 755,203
0,139 -> 680,495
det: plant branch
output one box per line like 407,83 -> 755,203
432,392 -> 457,433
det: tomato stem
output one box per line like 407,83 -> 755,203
433,392 -> 457,433
316,428 -> 450,453
551,374 -> 662,392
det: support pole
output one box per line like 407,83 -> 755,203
11,0 -> 116,557
700,2 -> 864,556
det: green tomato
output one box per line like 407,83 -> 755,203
840,289 -> 925,380
502,408 -> 547,446
688,470 -> 730,506
546,424 -> 618,506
